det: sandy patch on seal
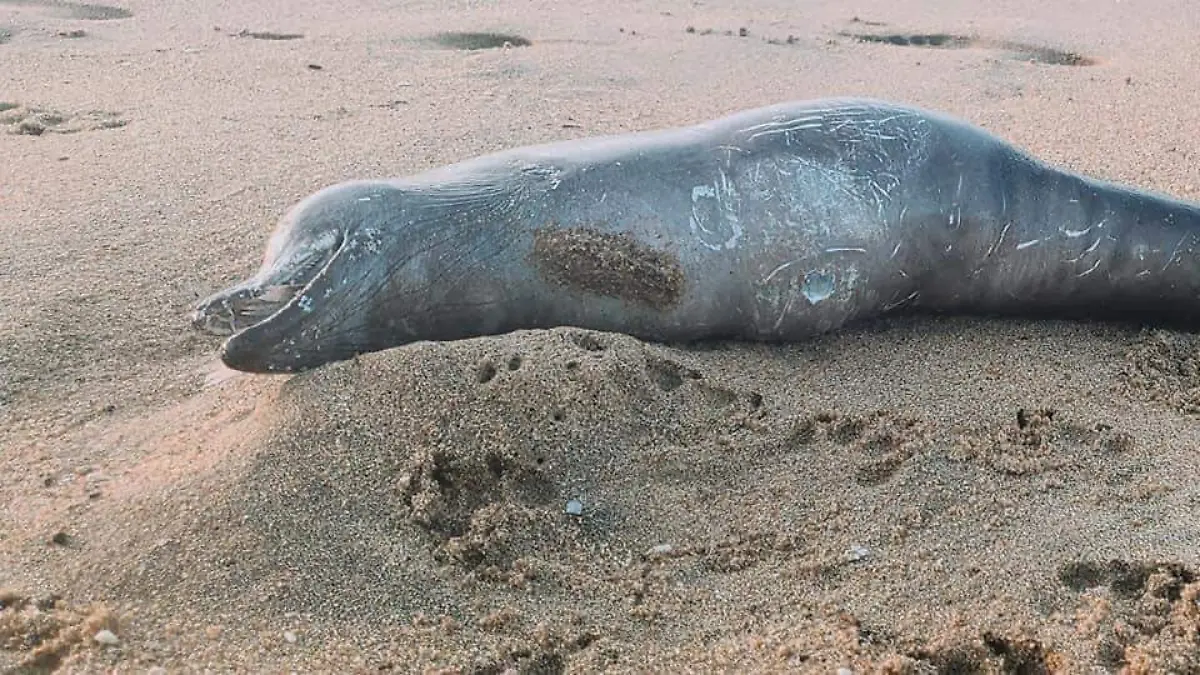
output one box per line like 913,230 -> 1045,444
531,227 -> 687,310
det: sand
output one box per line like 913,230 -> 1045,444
2,0 -> 1199,672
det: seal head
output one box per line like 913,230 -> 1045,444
193,181 -> 402,372
192,177 -> 524,372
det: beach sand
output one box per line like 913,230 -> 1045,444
2,0 -> 1199,671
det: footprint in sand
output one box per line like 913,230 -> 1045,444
0,103 -> 127,135
680,17 -> 1096,67
227,28 -> 304,41
841,28 -> 1097,67
425,31 -> 532,51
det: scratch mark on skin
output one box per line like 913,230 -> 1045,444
825,247 -> 868,254
1016,238 -> 1042,250
772,294 -> 797,331
883,290 -> 919,310
744,116 -> 826,143
1066,236 -> 1105,263
983,221 -> 1012,259
1077,259 -> 1102,277
870,180 -> 889,206
763,260 -> 798,283
1063,225 -> 1093,238
890,242 -> 902,259
1161,232 -> 1191,272
690,176 -> 743,251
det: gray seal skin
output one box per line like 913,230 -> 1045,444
192,97 -> 1200,373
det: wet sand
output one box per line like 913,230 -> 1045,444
2,0 -> 1199,671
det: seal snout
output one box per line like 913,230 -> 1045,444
191,284 -> 300,338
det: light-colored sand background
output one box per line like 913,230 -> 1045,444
3,0 -> 1200,671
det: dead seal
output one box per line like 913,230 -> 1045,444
192,97 -> 1200,373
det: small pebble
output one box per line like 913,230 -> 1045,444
16,120 -> 45,136
844,544 -> 870,562
564,499 -> 583,516
646,543 -> 674,557
283,629 -> 297,644
93,629 -> 119,646
837,669 -> 855,675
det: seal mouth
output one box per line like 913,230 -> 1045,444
191,231 -> 345,338
217,230 -> 380,373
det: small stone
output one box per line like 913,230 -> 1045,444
205,625 -> 223,640
50,531 -> 70,546
93,629 -> 119,646
646,543 -> 674,557
564,499 -> 583,516
35,594 -> 61,611
283,629 -> 297,643
16,120 -> 45,136
837,669 -> 855,675
844,544 -> 870,563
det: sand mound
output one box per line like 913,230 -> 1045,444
9,321 -> 1192,672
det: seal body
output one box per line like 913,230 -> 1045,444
192,98 -> 1200,373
